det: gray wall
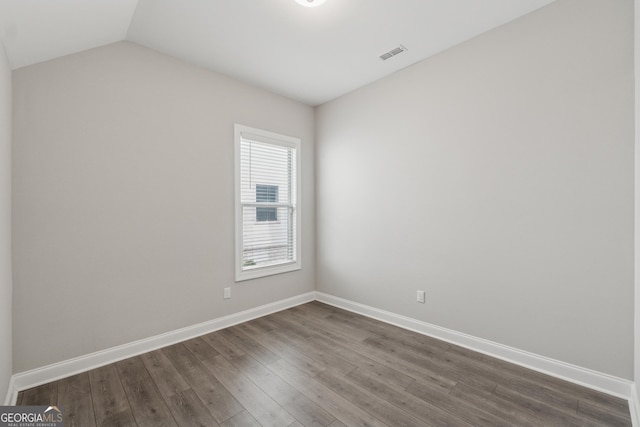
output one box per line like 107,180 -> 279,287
0,42 -> 12,401
635,0 -> 640,394
12,41 -> 315,372
316,0 -> 634,379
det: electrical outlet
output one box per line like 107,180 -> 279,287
224,287 -> 231,299
417,290 -> 425,303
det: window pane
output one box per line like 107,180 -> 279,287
240,141 -> 291,204
256,207 -> 277,222
256,184 -> 278,222
256,184 -> 278,203
242,206 -> 294,267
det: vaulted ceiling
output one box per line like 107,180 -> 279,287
0,0 -> 555,105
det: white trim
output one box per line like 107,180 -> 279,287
315,292 -> 633,400
6,292 -> 315,400
630,384 -> 640,427
3,376 -> 16,405
239,131 -> 299,150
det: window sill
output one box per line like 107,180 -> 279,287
235,261 -> 301,282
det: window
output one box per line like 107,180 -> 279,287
235,124 -> 301,281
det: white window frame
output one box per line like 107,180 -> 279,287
234,124 -> 302,282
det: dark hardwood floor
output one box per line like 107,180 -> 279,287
17,301 -> 631,426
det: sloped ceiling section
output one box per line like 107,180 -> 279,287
0,0 -> 555,105
0,0 -> 138,70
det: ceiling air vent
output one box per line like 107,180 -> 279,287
379,45 -> 407,61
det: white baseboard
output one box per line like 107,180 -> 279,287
5,291 -> 315,404
3,376 -> 16,406
630,384 -> 640,427
315,292 -> 634,400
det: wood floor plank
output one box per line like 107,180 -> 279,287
269,311 -> 316,340
405,378 -> 517,427
165,388 -> 220,427
95,410 -> 138,427
220,326 -> 281,365
361,334 -> 459,389
267,358 -> 388,427
284,306 -> 372,342
447,342 -> 629,418
184,337 -> 296,427
279,306 -> 465,393
438,347 -> 580,412
200,331 -> 244,361
322,308 -> 451,352
230,353 -> 336,427
161,342 -> 243,424
20,382 -> 58,406
491,385 -> 603,427
246,315 -> 281,333
289,302 -> 335,319
346,367 -> 473,427
268,325 -> 358,377
448,381 -> 549,427
115,356 -> 177,427
577,399 -> 632,427
576,392 -> 631,421
305,318 -> 461,391
220,410 -> 261,427
361,328 -> 446,360
88,364 -> 137,427
57,373 -> 97,427
237,321 -> 328,377
443,343 -> 617,419
315,368 -> 429,427
140,349 -> 190,398
273,310 -> 417,391
361,333 -> 498,394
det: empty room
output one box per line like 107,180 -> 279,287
0,0 -> 638,425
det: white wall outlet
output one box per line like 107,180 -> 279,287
224,287 -> 231,299
417,290 -> 425,303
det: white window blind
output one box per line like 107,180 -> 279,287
235,125 -> 301,281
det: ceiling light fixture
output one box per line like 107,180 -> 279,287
295,0 -> 326,7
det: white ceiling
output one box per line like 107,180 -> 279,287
0,0 -> 555,106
